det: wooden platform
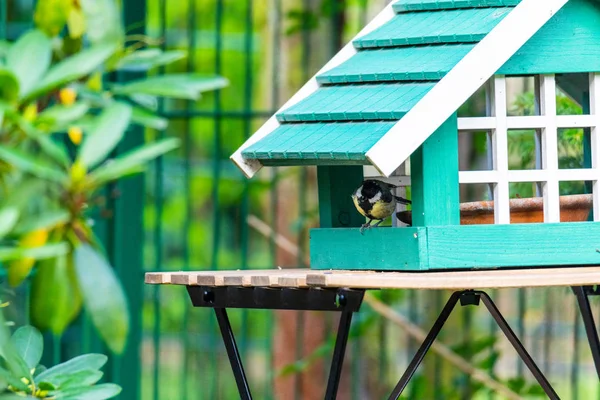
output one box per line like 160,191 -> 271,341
145,266 -> 600,290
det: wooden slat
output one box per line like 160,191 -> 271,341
147,267 -> 600,290
145,272 -> 173,284
145,269 -> 311,287
251,271 -> 309,288
306,266 -> 600,290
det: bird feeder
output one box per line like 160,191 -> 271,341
232,0 -> 600,271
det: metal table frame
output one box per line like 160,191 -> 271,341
186,285 -> 600,400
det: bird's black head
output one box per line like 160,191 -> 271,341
361,180 -> 382,198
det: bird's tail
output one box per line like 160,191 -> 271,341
394,195 -> 411,205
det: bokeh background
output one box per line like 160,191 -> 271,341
4,0 -> 600,399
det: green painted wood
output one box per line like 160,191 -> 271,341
500,0 -> 600,75
317,166 -> 365,228
276,83 -> 434,122
556,73 -> 589,106
310,227 -> 427,270
317,44 -> 474,84
310,222 -> 600,271
261,158 -> 370,166
426,222 -> 600,269
393,0 -> 520,12
410,114 -> 460,226
241,121 -> 395,163
355,8 -> 512,49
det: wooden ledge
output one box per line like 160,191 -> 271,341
145,266 -> 600,290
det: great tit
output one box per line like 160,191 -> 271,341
351,179 -> 411,233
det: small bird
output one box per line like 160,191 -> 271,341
351,180 -> 411,233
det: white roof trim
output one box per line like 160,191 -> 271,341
366,0 -> 570,177
229,3 -> 397,178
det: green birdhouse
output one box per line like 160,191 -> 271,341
232,0 -> 600,271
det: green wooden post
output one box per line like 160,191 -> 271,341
317,166 -> 364,228
409,113 -> 459,398
410,114 -> 460,226
582,91 -> 594,221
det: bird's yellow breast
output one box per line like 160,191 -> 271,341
370,199 -> 396,220
352,195 -> 368,217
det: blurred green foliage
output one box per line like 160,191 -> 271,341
0,0 -> 226,355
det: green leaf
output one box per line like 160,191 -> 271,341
128,93 -> 157,110
4,112 -> 71,166
33,0 -> 71,37
34,365 -> 47,377
88,138 -> 180,185
0,40 -> 10,58
0,365 -> 27,391
10,326 -> 43,370
0,68 -> 19,102
26,42 -> 117,101
36,354 -> 107,385
66,7 -> 86,39
0,146 -> 67,183
13,210 -> 70,235
0,208 -> 19,239
115,49 -> 186,72
38,381 -> 55,390
112,74 -> 228,100
131,106 -> 167,130
6,30 -> 52,97
0,395 -> 37,399
0,242 -> 69,262
49,369 -> 103,389
75,244 -> 129,354
30,254 -> 80,334
506,377 -> 526,393
52,383 -> 121,399
2,179 -> 45,209
77,102 -> 132,169
38,102 -> 89,129
34,135 -> 71,167
79,0 -> 123,44
0,310 -> 30,383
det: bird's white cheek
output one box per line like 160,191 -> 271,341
369,192 -> 382,204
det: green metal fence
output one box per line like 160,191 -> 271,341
4,0 -> 600,399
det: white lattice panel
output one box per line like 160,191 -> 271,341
458,73 -> 600,223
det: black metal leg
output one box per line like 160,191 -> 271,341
214,308 -> 252,400
389,291 -> 559,400
478,291 -> 559,400
572,286 -> 600,380
325,310 -> 354,400
388,291 -> 462,400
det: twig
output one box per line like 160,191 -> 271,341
246,214 -> 523,399
246,214 -> 308,264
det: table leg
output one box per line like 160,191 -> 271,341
478,292 -> 559,400
572,286 -> 600,380
325,309 -> 354,400
388,291 -> 462,399
388,290 -> 558,400
214,307 -> 252,400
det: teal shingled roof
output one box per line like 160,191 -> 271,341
393,0 -> 520,12
243,122 -> 396,163
354,8 -> 512,48
277,83 -> 434,122
242,0 -> 520,165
